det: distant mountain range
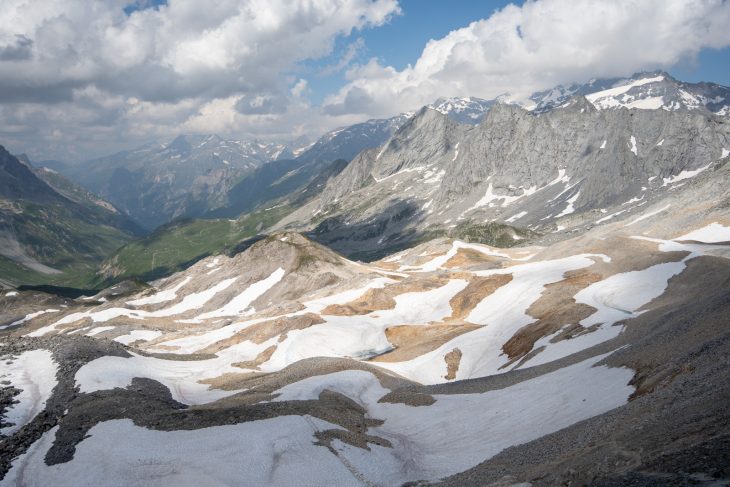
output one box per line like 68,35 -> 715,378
80,71 -> 729,281
529,71 -> 730,114
38,71 -> 730,234
47,135 -> 299,230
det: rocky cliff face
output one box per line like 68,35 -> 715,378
440,98 -> 728,210
279,97 -> 729,258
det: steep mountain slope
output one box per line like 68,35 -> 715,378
72,100 -> 489,230
0,146 -> 142,287
29,165 -> 141,237
36,73 -> 727,290
295,114 -> 412,166
94,158 -> 350,284
211,100 -> 496,220
2,72 -> 730,486
295,98 -> 492,167
2,170 -> 729,484
277,99 -> 729,258
95,204 -> 291,285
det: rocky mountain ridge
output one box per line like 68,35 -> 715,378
276,94 -> 729,258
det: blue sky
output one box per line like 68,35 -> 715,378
670,45 -> 730,85
306,1 -> 521,104
306,0 -> 730,104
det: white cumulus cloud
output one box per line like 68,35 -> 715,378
0,0 -> 399,158
323,0 -> 730,117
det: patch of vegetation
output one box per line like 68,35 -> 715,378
96,204 -> 294,286
448,221 -> 538,247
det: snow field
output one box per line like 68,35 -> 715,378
0,349 -> 58,435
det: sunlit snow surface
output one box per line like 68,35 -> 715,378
676,222 -> 730,243
585,75 -> 665,109
277,355 -> 633,484
126,276 -> 192,306
0,349 -> 57,435
1,309 -> 59,330
5,354 -> 633,486
3,417 -> 360,487
662,163 -> 711,186
112,330 -> 163,345
196,267 -> 285,319
8,219 -> 725,484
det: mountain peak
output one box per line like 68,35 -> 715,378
427,96 -> 494,124
560,95 -> 597,113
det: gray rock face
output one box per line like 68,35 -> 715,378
441,99 -> 728,210
281,98 -> 729,258
296,97 -> 494,168
320,108 -> 468,204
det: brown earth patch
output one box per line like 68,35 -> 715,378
198,371 -> 264,391
321,277 -> 450,316
371,324 -> 479,362
628,361 -> 695,401
321,288 -> 396,316
446,274 -> 513,321
444,348 -> 462,380
372,261 -> 402,271
444,249 -> 502,269
501,247 -> 691,365
199,313 -> 324,354
501,269 -> 601,363
233,345 -> 277,370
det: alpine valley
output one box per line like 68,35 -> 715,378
1,71 -> 730,487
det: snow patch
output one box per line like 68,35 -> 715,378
272,355 -> 633,484
85,326 -> 115,337
113,330 -> 163,345
624,204 -> 671,227
3,417 -> 357,486
196,268 -> 286,320
126,276 -> 192,306
556,191 -> 581,218
586,75 -> 665,109
505,211 -> 528,223
629,136 -> 637,156
0,349 -> 57,435
662,163 -> 711,186
676,222 -> 730,243
2,309 -> 59,330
